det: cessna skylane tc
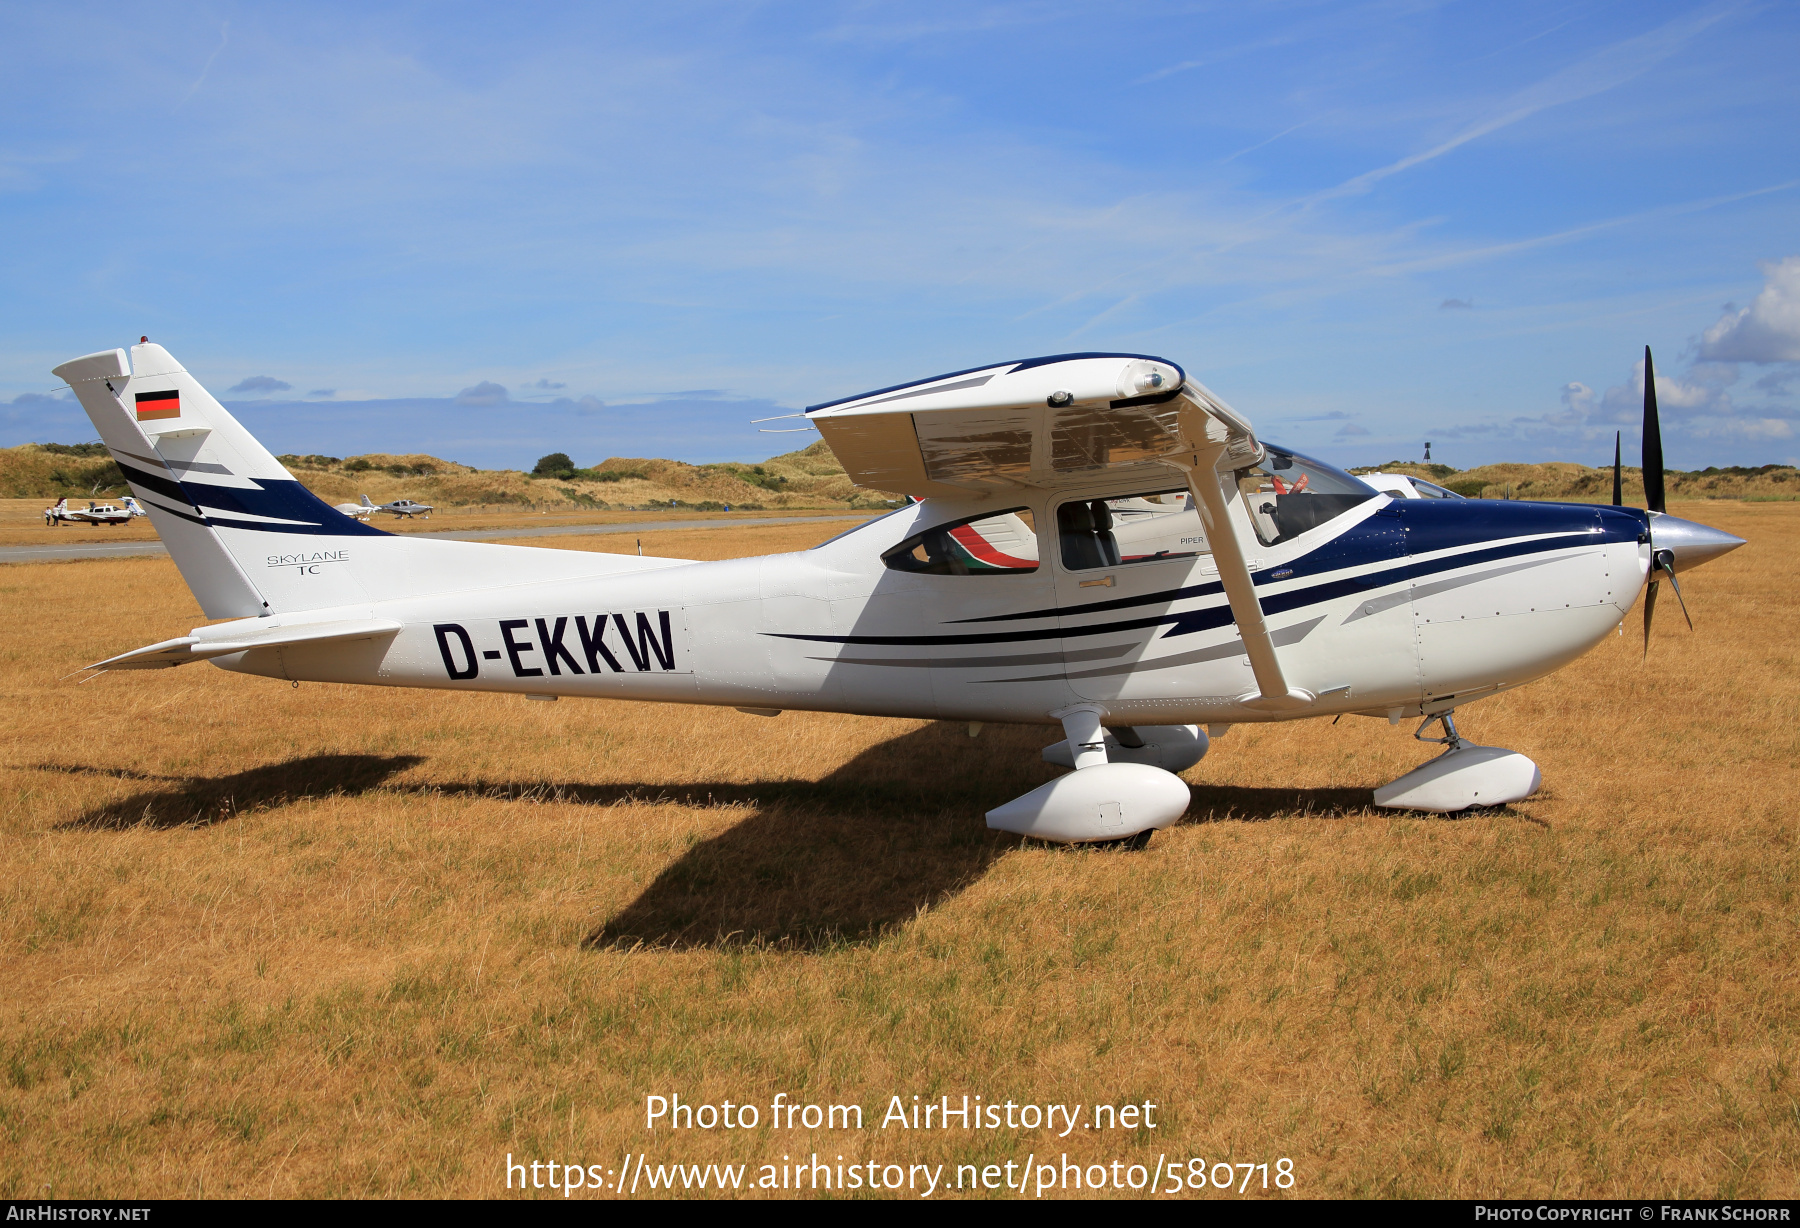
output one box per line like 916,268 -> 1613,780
56,342 -> 1743,845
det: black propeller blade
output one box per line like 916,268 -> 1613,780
1661,555 -> 1694,632
1640,346 -> 1685,654
1620,430 -> 1634,507
1642,345 -> 1665,515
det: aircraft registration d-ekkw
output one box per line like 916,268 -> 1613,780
55,341 -> 1744,846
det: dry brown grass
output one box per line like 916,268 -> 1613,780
1,509 -> 1796,1199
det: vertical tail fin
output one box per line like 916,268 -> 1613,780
55,340 -> 683,619
54,342 -> 388,617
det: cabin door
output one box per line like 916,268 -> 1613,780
1050,486 -> 1223,705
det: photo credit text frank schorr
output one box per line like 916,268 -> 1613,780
500,1091 -> 1298,1198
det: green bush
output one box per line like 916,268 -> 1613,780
532,453 -> 575,479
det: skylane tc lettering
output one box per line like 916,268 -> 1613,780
434,613 -> 681,681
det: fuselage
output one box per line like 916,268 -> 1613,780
211,489 -> 1653,729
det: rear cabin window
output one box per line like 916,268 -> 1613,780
882,508 -> 1039,575
1056,489 -> 1207,571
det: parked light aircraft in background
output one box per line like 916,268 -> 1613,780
333,496 -> 375,521
55,342 -> 1743,846
44,496 -> 148,526
364,494 -> 433,519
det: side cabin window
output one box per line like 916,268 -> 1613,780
882,508 -> 1039,575
1057,489 -> 1207,571
1238,447 -> 1377,546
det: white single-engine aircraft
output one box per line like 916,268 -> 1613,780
45,496 -> 148,526
366,495 -> 434,519
56,342 -> 1743,846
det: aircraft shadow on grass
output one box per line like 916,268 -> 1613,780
49,753 -> 426,830
41,724 -> 1378,949
552,723 -> 1379,952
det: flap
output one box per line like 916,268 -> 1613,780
806,352 -> 1260,497
87,618 -> 403,671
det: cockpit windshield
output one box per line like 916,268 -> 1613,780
1238,446 -> 1377,546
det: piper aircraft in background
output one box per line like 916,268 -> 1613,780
55,342 -> 1742,846
44,496 -> 148,527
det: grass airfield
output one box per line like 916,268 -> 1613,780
1,508 -> 1796,1199
0,497 -> 862,549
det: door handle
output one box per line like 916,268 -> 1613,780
1078,575 -> 1115,588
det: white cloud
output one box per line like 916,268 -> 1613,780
229,375 -> 292,394
1597,356 -> 1731,421
1310,2 -> 1742,205
454,381 -> 508,406
1698,255 -> 1800,362
1682,415 -> 1794,440
1754,368 -> 1797,395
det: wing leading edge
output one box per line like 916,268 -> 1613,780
805,353 -> 1260,497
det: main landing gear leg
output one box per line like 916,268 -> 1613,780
1373,708 -> 1542,813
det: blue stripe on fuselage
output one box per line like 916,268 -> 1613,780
773,499 -> 1646,648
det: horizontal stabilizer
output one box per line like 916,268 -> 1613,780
87,618 -> 403,671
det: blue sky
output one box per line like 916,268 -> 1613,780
3,0 -> 1797,470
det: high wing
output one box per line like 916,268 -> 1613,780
805,352 -> 1260,498
808,351 -> 1306,710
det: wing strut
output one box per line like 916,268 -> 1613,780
1161,388 -> 1314,712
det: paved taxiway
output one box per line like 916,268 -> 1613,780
0,514 -> 876,564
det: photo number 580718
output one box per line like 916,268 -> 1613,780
1164,1158 -> 1295,1194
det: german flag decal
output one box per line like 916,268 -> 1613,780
134,389 -> 181,421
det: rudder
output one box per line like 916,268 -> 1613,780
54,342 -> 389,617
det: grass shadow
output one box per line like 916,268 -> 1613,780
579,721 -> 1056,952
48,753 -> 426,830
415,726 -> 1394,951
1186,784 -> 1378,823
